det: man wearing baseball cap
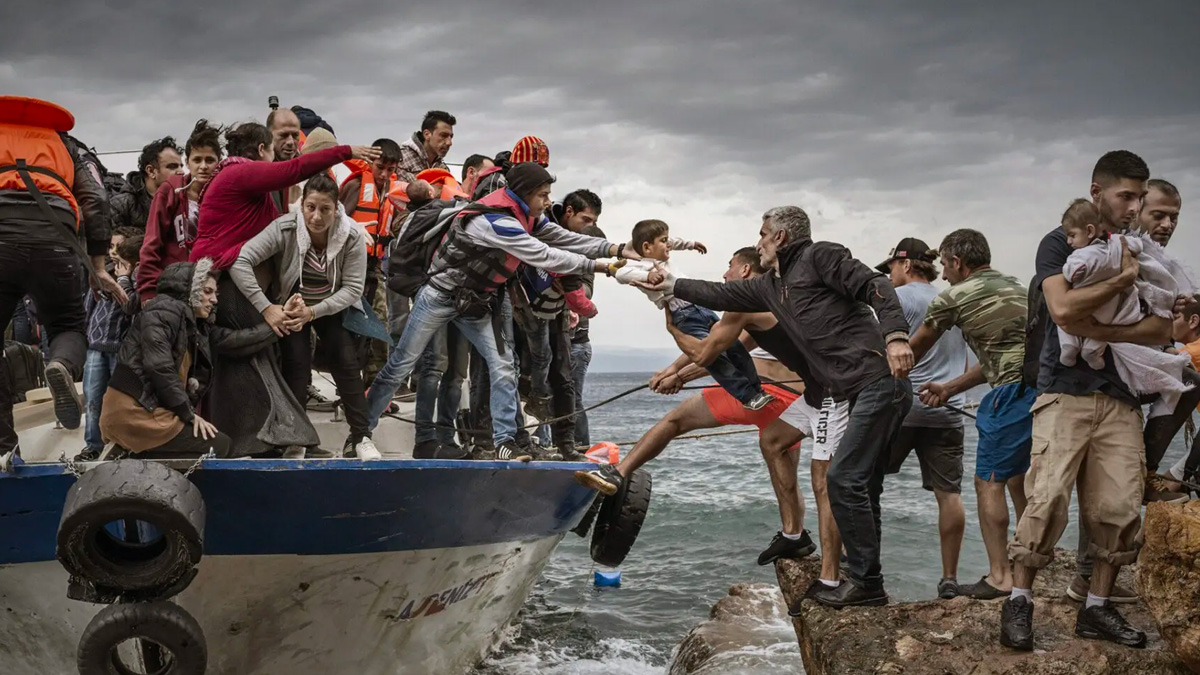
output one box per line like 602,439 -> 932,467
879,236 -> 971,601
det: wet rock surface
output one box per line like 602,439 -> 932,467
668,582 -> 796,674
1139,500 -> 1200,673
775,548 -> 1191,674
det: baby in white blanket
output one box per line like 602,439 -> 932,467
1058,199 -> 1196,416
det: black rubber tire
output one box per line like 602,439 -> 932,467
77,601 -> 207,675
590,469 -> 652,567
57,460 -> 205,594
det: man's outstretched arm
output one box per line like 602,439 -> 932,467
673,276 -> 772,313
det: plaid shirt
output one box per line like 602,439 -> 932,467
398,132 -> 448,182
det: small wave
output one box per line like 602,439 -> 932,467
480,636 -> 665,675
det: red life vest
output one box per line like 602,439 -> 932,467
428,188 -> 538,293
0,97 -> 79,228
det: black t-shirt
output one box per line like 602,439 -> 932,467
1033,228 -> 1138,408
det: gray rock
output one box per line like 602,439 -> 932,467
669,583 -> 794,674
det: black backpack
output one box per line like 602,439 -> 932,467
386,199 -> 478,297
1022,275 -> 1045,390
3,340 -> 45,402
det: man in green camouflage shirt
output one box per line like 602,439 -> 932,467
908,229 -> 1033,601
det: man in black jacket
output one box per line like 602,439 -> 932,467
646,206 -> 915,608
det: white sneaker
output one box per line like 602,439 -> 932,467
355,438 -> 382,461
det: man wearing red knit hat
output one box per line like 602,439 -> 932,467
511,136 -> 549,167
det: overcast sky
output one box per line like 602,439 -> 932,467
6,1 -> 1198,353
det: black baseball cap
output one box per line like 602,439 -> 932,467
875,237 -> 936,273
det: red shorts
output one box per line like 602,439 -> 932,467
701,384 -> 799,430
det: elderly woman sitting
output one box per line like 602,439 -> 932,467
230,173 -> 377,460
100,260 -> 277,458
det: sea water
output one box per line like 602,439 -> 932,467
476,372 -> 1188,674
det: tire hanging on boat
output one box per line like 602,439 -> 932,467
589,469 -> 652,567
57,459 -> 206,595
77,601 -> 207,675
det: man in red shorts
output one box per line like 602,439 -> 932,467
576,248 -> 849,586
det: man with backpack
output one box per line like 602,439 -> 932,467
368,163 -> 635,461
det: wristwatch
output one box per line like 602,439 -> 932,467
616,242 -> 626,259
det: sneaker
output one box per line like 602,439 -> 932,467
743,391 -> 776,411
558,445 -> 587,462
306,446 -> 335,459
353,438 -> 382,461
435,443 -> 470,460
496,441 -> 533,462
1144,473 -> 1189,503
1075,601 -> 1146,648
524,395 -> 553,421
530,444 -> 562,461
790,580 -> 841,616
44,360 -> 82,430
305,385 -> 339,413
938,578 -> 960,599
412,439 -> 439,459
1000,596 -> 1034,651
471,445 -> 497,461
809,580 -> 888,609
1065,575 -> 1138,604
74,447 -> 102,463
574,463 -> 623,496
757,530 -> 817,566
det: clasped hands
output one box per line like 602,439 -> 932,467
262,294 -> 315,337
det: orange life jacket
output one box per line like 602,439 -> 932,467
417,167 -> 470,201
0,97 -> 80,228
341,160 -> 397,258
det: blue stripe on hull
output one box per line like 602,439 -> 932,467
0,460 -> 597,564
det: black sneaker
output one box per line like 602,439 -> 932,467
496,441 -> 533,462
530,443 -> 562,461
574,463 -> 623,495
1000,596 -> 1034,651
44,360 -> 82,430
306,384 -> 339,413
743,391 -> 776,411
1075,601 -> 1146,648
471,444 -> 497,461
413,439 -> 439,459
938,578 -> 960,599
74,447 -> 102,462
524,395 -> 553,421
809,580 -> 888,609
757,530 -> 817,565
558,445 -> 587,462
435,443 -> 471,460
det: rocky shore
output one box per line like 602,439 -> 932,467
775,547 -> 1190,674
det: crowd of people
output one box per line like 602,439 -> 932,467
2,95 -> 1199,653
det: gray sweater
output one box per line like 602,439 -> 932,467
230,208 -> 367,320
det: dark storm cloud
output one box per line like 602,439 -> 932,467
6,0 -> 1198,346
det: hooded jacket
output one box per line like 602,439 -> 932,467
110,171 -> 153,231
138,173 -> 196,302
107,259 -> 277,424
230,205 -> 367,319
674,237 -> 910,402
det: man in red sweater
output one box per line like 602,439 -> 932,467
138,120 -> 222,303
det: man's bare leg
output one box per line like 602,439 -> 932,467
933,489 -> 965,581
759,418 -> 807,534
1007,474 -> 1027,524
617,395 -> 719,477
976,476 -> 1014,591
811,458 -> 842,582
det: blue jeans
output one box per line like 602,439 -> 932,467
367,285 -> 519,445
414,324 -> 469,445
826,374 -> 913,591
467,295 -> 531,448
83,349 -> 119,452
570,341 -> 592,447
672,304 -> 762,404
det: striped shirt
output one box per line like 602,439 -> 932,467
299,247 -> 333,304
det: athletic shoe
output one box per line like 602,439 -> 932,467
938,578 -> 960,599
436,443 -> 471,460
412,439 -> 439,459
44,360 -> 82,430
789,579 -> 841,616
743,391 -> 776,411
305,385 -> 339,413
757,530 -> 817,565
306,446 -> 335,459
74,447 -> 102,462
1144,473 -> 1189,503
530,443 -> 562,461
1000,596 -> 1034,651
523,395 -> 553,421
1075,602 -> 1146,648
496,441 -> 533,462
471,445 -> 497,461
558,445 -> 587,462
354,438 -> 382,461
808,581 -> 888,609
1065,575 -> 1137,604
575,463 -> 623,496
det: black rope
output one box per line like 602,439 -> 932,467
941,403 -> 977,420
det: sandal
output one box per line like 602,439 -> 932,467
937,577 -> 960,599
961,575 -> 1008,600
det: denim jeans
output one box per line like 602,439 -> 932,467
0,240 -> 88,455
825,374 -> 913,591
468,294 -> 531,449
413,324 -> 469,445
672,304 -> 762,404
366,285 -> 519,445
527,319 -> 552,399
83,349 -> 119,452
570,341 -> 592,447
543,315 -> 576,448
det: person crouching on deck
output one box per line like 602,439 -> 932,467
100,260 -> 278,459
231,174 -> 377,461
